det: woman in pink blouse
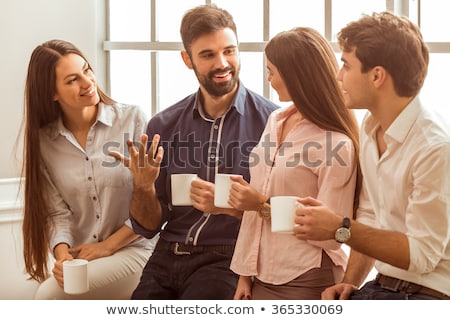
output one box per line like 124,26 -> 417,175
228,27 -> 361,299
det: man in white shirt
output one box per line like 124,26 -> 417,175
294,11 -> 450,299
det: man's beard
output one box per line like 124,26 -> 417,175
193,65 -> 240,97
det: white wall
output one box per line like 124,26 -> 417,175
0,178 -> 38,299
0,0 -> 106,299
0,0 -> 106,179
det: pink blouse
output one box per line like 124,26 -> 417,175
230,105 -> 357,284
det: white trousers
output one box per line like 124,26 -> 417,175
34,245 -> 152,300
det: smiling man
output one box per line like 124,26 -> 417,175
117,4 -> 278,299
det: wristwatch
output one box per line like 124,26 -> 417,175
257,198 -> 271,219
335,216 -> 351,243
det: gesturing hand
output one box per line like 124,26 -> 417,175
109,134 -> 164,190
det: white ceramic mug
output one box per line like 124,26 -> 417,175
214,173 -> 243,208
171,174 -> 197,206
63,259 -> 89,295
270,196 -> 303,234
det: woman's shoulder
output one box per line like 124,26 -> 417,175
103,102 -> 147,122
106,102 -> 143,114
307,122 -> 354,143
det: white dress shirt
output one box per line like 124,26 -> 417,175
356,97 -> 450,295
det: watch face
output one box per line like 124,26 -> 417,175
335,227 -> 351,243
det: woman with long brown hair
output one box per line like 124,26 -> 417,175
228,27 -> 361,299
21,39 -> 157,299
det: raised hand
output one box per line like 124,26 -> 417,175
110,134 -> 164,191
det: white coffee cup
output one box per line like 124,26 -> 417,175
63,259 -> 89,295
270,196 -> 303,234
214,173 -> 243,208
171,173 -> 197,206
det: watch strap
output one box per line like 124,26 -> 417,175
342,216 -> 350,228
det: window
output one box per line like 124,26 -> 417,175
105,0 -> 450,122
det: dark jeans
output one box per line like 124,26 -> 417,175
131,246 -> 238,300
350,280 -> 437,300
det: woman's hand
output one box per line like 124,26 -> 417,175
52,244 -> 73,288
68,242 -> 113,261
233,276 -> 253,300
228,176 -> 267,211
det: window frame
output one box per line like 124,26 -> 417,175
104,0 -> 450,117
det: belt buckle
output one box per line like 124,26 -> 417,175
173,242 -> 191,255
379,276 -> 407,292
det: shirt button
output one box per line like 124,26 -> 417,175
88,177 -> 92,181
85,156 -> 89,161
189,237 -> 194,242
210,154 -> 216,159
93,196 -> 97,201
214,125 -> 219,130
93,235 -> 97,239
96,215 -> 100,219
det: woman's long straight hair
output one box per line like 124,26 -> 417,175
21,39 -> 115,282
265,27 -> 362,217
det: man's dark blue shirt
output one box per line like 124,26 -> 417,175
131,82 -> 279,246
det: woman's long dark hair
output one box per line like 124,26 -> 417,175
21,39 -> 115,282
265,27 -> 362,217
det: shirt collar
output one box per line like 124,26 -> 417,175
276,104 -> 298,120
363,96 -> 422,144
96,102 -> 114,127
46,102 -> 113,140
385,97 -> 421,144
192,81 -> 245,117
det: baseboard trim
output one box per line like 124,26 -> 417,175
0,177 -> 24,224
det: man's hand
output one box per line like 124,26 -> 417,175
190,177 -> 216,212
293,197 -> 341,241
109,134 -> 164,191
190,177 -> 243,219
321,283 -> 358,300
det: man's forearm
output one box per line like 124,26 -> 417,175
342,250 -> 375,287
130,186 -> 162,231
347,220 -> 410,270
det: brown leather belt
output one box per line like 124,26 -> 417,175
156,238 -> 235,255
375,274 -> 450,300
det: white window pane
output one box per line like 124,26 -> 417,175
421,54 -> 450,118
420,0 -> 450,41
214,0 -> 263,42
109,0 -> 150,41
157,51 -> 198,112
332,0 -> 386,41
239,52 -> 264,96
270,0 -> 324,37
110,51 -> 152,116
156,0 -> 205,41
158,52 -> 265,113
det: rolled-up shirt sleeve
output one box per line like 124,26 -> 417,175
407,143 -> 450,273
